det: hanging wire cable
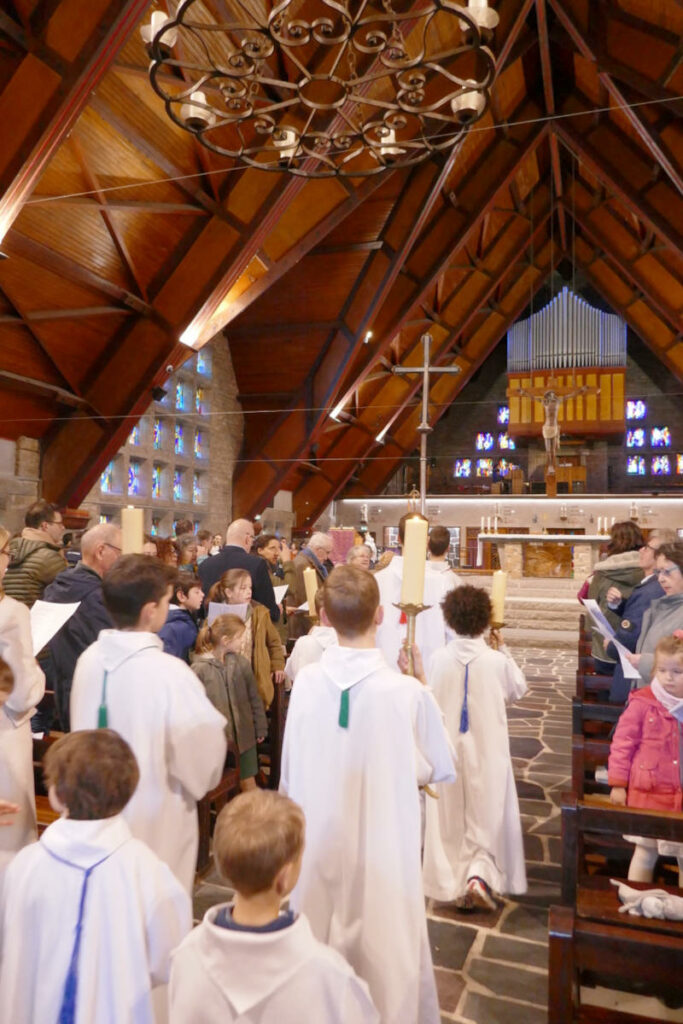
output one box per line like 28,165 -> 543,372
22,93 -> 683,207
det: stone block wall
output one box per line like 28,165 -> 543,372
0,437 -> 40,535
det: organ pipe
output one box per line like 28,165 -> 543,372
507,286 -> 626,372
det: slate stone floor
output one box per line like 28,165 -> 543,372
193,644 -> 575,1024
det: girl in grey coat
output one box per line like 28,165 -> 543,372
192,615 -> 268,789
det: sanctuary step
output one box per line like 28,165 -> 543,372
461,574 -> 583,649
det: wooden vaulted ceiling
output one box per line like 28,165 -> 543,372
0,0 -> 681,527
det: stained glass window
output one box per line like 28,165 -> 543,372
192,473 -> 201,504
476,432 -> 494,451
476,459 -> 494,478
128,461 -> 140,496
651,426 -> 671,448
651,455 -> 671,475
626,400 -> 647,420
153,418 -> 162,449
99,514 -> 111,525
626,429 -> 645,448
195,387 -> 204,414
100,462 -> 114,493
151,518 -> 161,537
128,423 -> 141,446
194,430 -> 202,458
497,406 -> 510,425
173,470 -> 183,501
454,459 -> 471,478
498,433 -> 515,450
196,349 -> 211,375
626,456 -> 645,476
678,454 -> 683,475
175,382 -> 185,410
496,459 -> 517,476
174,423 -> 184,455
152,464 -> 162,499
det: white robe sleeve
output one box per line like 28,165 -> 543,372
340,974 -> 381,1023
498,646 -> 528,703
165,665 -> 228,800
146,866 -> 193,986
414,686 -> 456,785
0,599 -> 45,726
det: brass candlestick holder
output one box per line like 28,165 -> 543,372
489,621 -> 505,649
394,601 -> 432,676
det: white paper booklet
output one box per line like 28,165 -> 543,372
30,600 -> 81,655
582,598 -> 641,680
208,601 -> 249,624
273,585 -> 288,604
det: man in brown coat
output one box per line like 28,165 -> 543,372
3,501 -> 66,607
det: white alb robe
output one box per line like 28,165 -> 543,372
423,636 -> 528,900
170,906 -> 379,1023
374,556 -> 461,671
280,645 -> 455,1024
71,630 -> 227,891
284,624 -> 337,687
0,594 -> 45,869
0,814 -> 191,1024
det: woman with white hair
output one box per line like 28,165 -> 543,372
346,545 -> 372,571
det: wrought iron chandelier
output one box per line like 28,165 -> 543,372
143,0 -> 499,178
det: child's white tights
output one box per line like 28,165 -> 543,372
628,843 -> 683,886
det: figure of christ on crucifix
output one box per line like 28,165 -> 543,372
510,379 -> 600,474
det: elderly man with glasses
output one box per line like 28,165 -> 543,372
287,532 -> 334,639
2,500 -> 67,608
41,523 -> 122,731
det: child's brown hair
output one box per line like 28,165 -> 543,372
0,657 -> 14,697
207,568 -> 250,604
213,790 -> 304,894
654,634 -> 683,664
323,565 -> 379,637
441,585 -> 491,637
174,571 -> 202,600
196,613 -> 246,655
102,555 -> 175,628
44,730 -> 139,820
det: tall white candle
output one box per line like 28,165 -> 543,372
487,516 -> 491,532
121,506 -> 144,554
480,515 -> 485,533
400,516 -> 428,605
303,566 -> 318,615
596,516 -> 602,535
490,569 -> 507,625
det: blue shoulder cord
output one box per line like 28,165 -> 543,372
44,846 -> 113,1024
459,663 -> 470,734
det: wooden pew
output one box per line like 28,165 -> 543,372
196,740 -> 240,877
549,795 -> 683,1022
571,697 -> 621,740
571,735 -> 611,799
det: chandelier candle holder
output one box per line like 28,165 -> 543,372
143,0 -> 497,177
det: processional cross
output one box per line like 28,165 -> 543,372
392,333 -> 461,514
507,374 -> 600,474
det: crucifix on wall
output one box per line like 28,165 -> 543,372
507,376 -> 600,475
392,334 -> 461,514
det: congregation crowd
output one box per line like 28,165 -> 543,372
0,499 -> 681,1022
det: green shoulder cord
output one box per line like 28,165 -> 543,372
97,671 -> 109,729
338,688 -> 350,729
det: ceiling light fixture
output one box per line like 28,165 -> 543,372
143,0 -> 497,179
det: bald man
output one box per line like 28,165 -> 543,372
198,518 -> 279,623
43,523 -> 122,730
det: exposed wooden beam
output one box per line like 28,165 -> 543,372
0,306 -> 131,323
0,0 -> 151,244
555,122 -> 683,254
548,0 -> 683,194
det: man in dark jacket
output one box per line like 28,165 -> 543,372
3,500 -> 66,606
42,523 -> 122,730
198,519 -> 279,623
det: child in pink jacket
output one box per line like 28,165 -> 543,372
608,634 -> 683,885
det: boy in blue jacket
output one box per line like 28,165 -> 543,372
159,573 -> 204,663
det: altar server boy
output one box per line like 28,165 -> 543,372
280,565 -> 455,1024
71,555 -> 227,891
0,730 -> 191,1024
170,789 -> 378,1023
283,589 -> 337,687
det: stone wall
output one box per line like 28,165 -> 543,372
80,335 -> 243,537
0,438 -> 40,535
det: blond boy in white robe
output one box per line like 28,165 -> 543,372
0,730 -> 191,1024
280,565 -> 455,1024
71,555 -> 227,892
170,789 -> 377,1023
